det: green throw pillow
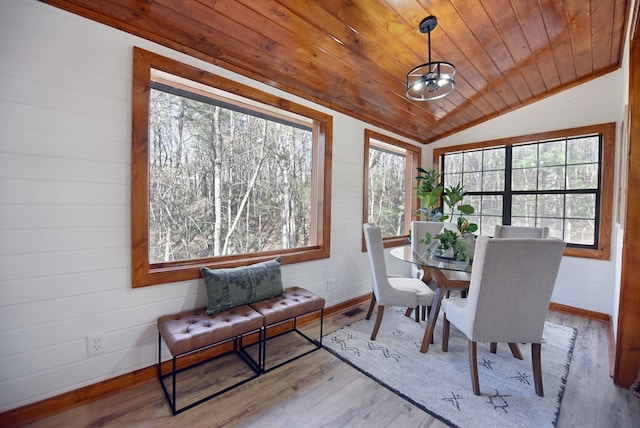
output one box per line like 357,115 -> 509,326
201,258 -> 284,315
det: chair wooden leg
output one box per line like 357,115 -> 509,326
508,343 -> 523,360
442,314 -> 450,352
532,343 -> 544,396
365,294 -> 376,320
469,340 -> 480,395
490,343 -> 497,353
371,305 -> 384,340
404,307 -> 413,318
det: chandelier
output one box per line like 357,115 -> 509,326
406,16 -> 456,101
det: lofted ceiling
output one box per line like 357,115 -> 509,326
41,0 -> 631,144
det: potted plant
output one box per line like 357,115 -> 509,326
414,167 -> 444,221
441,182 -> 478,234
415,167 -> 478,261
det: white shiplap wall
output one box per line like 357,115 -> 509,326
0,0 -> 412,411
0,0 -> 625,413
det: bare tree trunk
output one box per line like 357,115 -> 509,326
222,120 -> 267,254
279,128 -> 294,248
212,107 -> 223,255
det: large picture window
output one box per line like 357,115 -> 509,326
363,130 -> 421,248
434,123 -> 614,260
132,48 -> 332,287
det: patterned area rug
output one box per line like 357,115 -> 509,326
324,309 -> 576,428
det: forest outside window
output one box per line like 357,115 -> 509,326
132,48 -> 332,287
363,130 -> 421,248
433,123 -> 614,260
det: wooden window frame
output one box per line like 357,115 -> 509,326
131,47 -> 333,287
362,129 -> 421,250
433,123 -> 615,260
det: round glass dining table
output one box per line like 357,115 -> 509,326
390,245 -> 472,353
390,245 -> 472,272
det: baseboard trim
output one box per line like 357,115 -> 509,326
4,295 -> 601,425
548,302 -> 610,322
0,293 -> 372,426
548,302 -> 615,377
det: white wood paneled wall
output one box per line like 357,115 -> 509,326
0,0 -> 414,411
0,0 -> 624,413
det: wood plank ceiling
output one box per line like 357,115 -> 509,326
40,0 -> 631,144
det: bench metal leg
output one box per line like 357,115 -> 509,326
261,308 -> 324,373
157,328 -> 262,415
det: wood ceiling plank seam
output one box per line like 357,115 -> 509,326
317,0 -> 473,125
566,0 -> 595,78
317,0 -> 436,75
310,0 -> 467,128
369,0 -> 490,114
538,0 -> 578,84
502,70 -> 535,103
386,0 -> 503,119
390,0 -> 520,117
243,0 -> 442,127
478,0 -> 542,101
273,5 -> 463,141
610,0 -> 632,64
185,0 -> 424,132
431,104 -> 487,134
330,2 -> 467,120
508,0 -> 563,92
39,0 -> 629,146
449,0 -> 531,103
237,0 -> 444,131
516,60 -> 551,95
429,0 -> 514,113
347,0 -> 479,120
426,87 -> 498,127
483,0 -> 537,64
40,0 -> 229,67
590,0 -> 617,70
239,0 -> 411,88
88,0 -> 315,87
185,0 -> 359,92
434,61 -> 619,144
68,0 -> 428,142
500,0 -> 552,94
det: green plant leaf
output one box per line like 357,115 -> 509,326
457,204 -> 475,215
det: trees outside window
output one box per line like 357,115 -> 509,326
132,48 -> 332,287
363,130 -> 421,248
434,123 -> 614,260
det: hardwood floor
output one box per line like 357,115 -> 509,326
22,304 -> 640,428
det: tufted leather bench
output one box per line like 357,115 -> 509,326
157,305 -> 263,415
249,286 -> 325,372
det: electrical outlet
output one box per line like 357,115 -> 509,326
327,278 -> 335,289
87,332 -> 105,357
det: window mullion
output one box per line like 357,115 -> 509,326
504,146 -> 513,225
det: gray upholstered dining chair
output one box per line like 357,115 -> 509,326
491,224 -> 551,352
440,235 -> 565,396
494,224 -> 550,238
363,223 -> 435,340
